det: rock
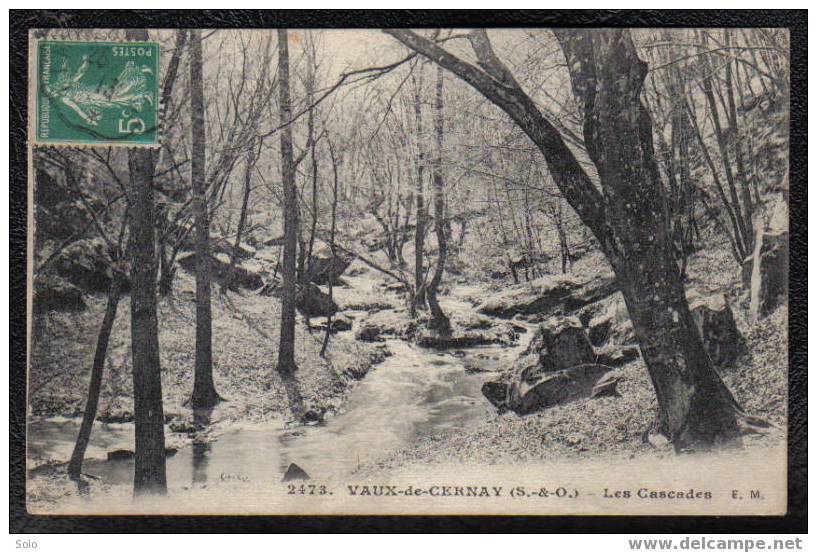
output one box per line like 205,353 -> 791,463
355,324 -> 384,342
595,345 -> 640,367
414,315 -> 518,350
384,281 -> 408,293
590,374 -> 622,398
578,292 -> 635,347
330,314 -> 353,332
107,449 -> 134,461
306,251 -> 351,286
477,272 -> 617,319
504,363 -> 613,415
481,381 -> 509,408
528,316 -> 595,372
346,264 -> 369,277
414,327 -> 517,349
301,407 -> 325,425
210,235 -> 257,261
458,313 -> 495,331
342,300 -> 394,313
688,292 -> 742,369
33,276 -> 86,313
53,239 -> 129,293
264,235 -> 286,247
354,310 -> 417,343
312,314 -> 353,333
282,463 -> 310,482
741,229 -> 788,316
562,273 -> 618,312
35,168 -> 104,240
296,283 -> 339,318
177,251 -> 264,290
170,421 -> 204,434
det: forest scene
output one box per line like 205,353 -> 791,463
27,27 -> 790,514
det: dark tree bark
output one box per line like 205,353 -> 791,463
426,66 -> 451,334
276,29 -> 299,376
155,30 -> 188,296
189,29 -> 221,409
67,273 -> 123,481
125,28 -> 167,497
321,137 -> 341,357
223,141 -> 257,292
411,69 -> 427,314
385,28 -> 752,451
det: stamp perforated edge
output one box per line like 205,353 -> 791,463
29,34 -> 163,150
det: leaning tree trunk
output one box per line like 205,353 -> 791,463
125,29 -> 167,497
67,273 -> 123,481
189,29 -> 221,409
426,66 -> 451,334
385,28 -> 750,452
276,29 -> 299,376
554,30 -> 743,450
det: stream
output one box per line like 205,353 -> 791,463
27,284 -> 534,492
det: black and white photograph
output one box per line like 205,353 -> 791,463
12,13 -> 803,526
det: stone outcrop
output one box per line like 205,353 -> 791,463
477,272 -> 617,319
33,276 -> 86,313
295,283 -> 339,318
306,250 -> 351,286
177,251 -> 264,290
53,239 -> 129,293
741,229 -> 788,316
482,363 -> 614,415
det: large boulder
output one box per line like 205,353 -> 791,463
527,316 -> 596,372
33,276 -> 86,313
306,250 -> 351,286
311,313 -> 353,333
414,317 -> 518,349
477,272 -> 617,319
354,310 -> 418,342
483,363 -> 613,415
578,288 -> 742,369
741,229 -> 788,316
53,239 -> 129,293
481,316 -> 599,415
578,292 -> 635,347
688,292 -> 742,369
211,236 -> 257,261
296,283 -> 338,318
177,251 -> 264,290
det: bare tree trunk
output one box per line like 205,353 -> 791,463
67,273 -> 123,481
155,29 -> 188,297
411,69 -> 427,314
189,29 -> 221,409
386,28 -> 752,451
276,29 -> 299,376
321,137 -> 341,357
426,66 -> 451,334
223,142 -> 256,293
124,28 -> 167,497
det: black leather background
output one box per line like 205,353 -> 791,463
9,9 -> 807,533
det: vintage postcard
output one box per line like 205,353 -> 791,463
26,26 -> 790,516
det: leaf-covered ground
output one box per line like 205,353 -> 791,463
29,270 -> 383,429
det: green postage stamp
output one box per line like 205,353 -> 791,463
35,40 -> 160,147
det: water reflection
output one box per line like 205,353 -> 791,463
191,407 -> 214,485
